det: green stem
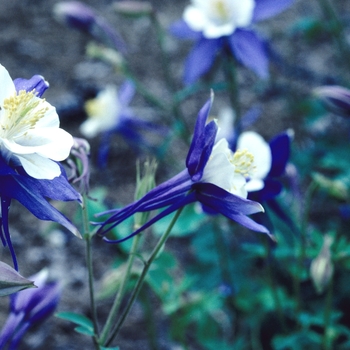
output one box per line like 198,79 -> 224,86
322,277 -> 334,350
223,52 -> 241,122
82,195 -> 100,349
99,234 -> 141,345
105,207 -> 184,346
263,237 -> 287,333
294,181 -> 318,318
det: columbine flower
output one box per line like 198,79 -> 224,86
97,94 -> 269,242
170,0 -> 294,84
53,1 -> 126,53
0,65 -> 81,270
0,64 -> 73,180
80,82 -> 166,166
0,269 -> 60,350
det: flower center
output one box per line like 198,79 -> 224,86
210,0 -> 231,24
231,149 -> 255,177
0,90 -> 48,139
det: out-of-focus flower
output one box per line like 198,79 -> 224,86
0,269 -> 61,349
0,262 -> 35,297
97,94 -> 269,242
170,0 -> 294,84
0,64 -> 81,270
310,235 -> 334,294
80,82 -> 166,166
314,85 -> 350,118
67,137 -> 91,196
0,64 -> 73,180
53,1 -> 126,53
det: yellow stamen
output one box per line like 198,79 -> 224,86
1,90 -> 48,137
231,148 -> 255,177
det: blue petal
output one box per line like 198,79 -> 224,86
97,170 -> 192,235
169,20 -> 202,40
103,193 -> 196,243
194,183 -> 269,234
228,29 -> 269,79
249,179 -> 283,202
184,37 -> 222,85
186,97 -> 218,180
0,170 -> 81,236
268,131 -> 292,177
13,75 -> 49,97
253,0 -> 295,22
118,80 -> 135,107
1,198 -> 18,271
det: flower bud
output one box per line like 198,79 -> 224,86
311,172 -> 348,201
113,1 -> 153,18
0,261 -> 35,297
53,1 -> 97,33
314,85 -> 350,118
310,235 -> 334,294
134,159 -> 158,229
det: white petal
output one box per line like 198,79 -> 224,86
80,119 -> 102,138
0,65 -> 16,104
183,6 -> 207,32
4,128 -> 73,160
245,179 -> 265,192
17,153 -> 61,179
237,131 -> 272,180
34,102 -> 60,129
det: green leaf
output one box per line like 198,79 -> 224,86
56,312 -> 94,334
74,326 -> 95,336
101,347 -> 120,350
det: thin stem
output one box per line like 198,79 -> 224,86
322,276 -> 334,350
82,195 -> 100,349
99,234 -> 141,345
294,181 -> 318,318
105,207 -> 184,346
262,237 -> 287,333
222,51 -> 241,123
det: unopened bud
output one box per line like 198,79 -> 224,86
86,42 -> 124,71
312,172 -> 348,200
53,1 -> 97,33
113,1 -> 153,18
310,235 -> 334,294
134,159 -> 158,229
314,85 -> 350,118
0,261 -> 35,297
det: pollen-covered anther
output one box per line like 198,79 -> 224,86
2,90 -> 48,135
232,148 -> 256,177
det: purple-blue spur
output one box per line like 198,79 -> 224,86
97,94 -> 269,242
0,64 -> 81,270
170,0 -> 294,85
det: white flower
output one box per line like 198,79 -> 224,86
201,138 -> 255,198
0,65 -> 73,180
236,131 -> 272,192
183,0 -> 255,39
80,85 -> 120,138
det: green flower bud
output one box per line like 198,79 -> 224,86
310,235 -> 334,294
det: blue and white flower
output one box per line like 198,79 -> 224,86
170,0 -> 294,84
97,95 -> 269,242
0,65 -> 81,270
